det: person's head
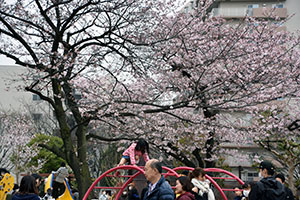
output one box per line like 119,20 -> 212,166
128,183 -> 135,191
233,186 -> 243,197
179,170 -> 189,177
13,183 -> 19,191
242,182 -> 252,197
275,173 -> 285,184
19,175 -> 38,195
135,139 -> 149,155
259,160 -> 275,177
175,176 -> 194,194
190,167 -> 206,181
144,159 -> 162,184
61,162 -> 66,167
0,168 -> 9,176
31,173 -> 42,187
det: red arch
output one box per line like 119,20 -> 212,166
173,167 -> 244,200
83,166 -> 244,200
83,165 -> 143,200
83,165 -> 180,200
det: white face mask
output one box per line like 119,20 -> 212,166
243,190 -> 250,197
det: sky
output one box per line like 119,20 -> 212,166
0,0 -> 188,66
0,55 -> 15,65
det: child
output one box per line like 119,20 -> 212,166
118,139 -> 150,166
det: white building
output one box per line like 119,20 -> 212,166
183,0 -> 300,31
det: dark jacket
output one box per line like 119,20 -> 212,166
176,192 -> 195,200
128,187 -> 140,200
143,176 -> 174,200
284,186 -> 294,200
234,195 -> 246,200
12,193 -> 40,200
249,176 -> 285,200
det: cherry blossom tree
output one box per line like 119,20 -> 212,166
251,100 -> 299,195
216,97 -> 300,194
1,0 -> 300,198
0,0 -> 180,197
0,112 -> 40,183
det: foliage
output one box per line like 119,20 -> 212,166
0,111 -> 40,183
27,134 -> 65,173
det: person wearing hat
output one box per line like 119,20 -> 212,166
248,160 -> 285,200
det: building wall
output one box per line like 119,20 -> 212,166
217,0 -> 299,31
285,0 -> 300,31
183,0 -> 299,31
0,65 -> 32,111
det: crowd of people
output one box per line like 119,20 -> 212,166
112,159 -> 296,200
0,162 -> 78,200
1,139 -> 298,200
112,139 -> 297,200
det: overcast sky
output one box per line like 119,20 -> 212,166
0,0 -> 187,66
0,55 -> 15,65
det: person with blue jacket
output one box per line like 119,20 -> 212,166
12,175 -> 40,200
143,159 -> 174,200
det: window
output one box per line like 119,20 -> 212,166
32,113 -> 42,121
190,0 -> 194,9
72,89 -> 82,100
185,7 -> 189,14
32,94 -> 41,101
247,172 -> 259,181
272,4 -> 284,8
247,4 -> 259,16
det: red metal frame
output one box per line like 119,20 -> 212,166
83,166 -> 244,200
83,165 -> 143,200
173,167 -> 244,200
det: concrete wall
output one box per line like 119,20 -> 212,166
0,65 -> 32,111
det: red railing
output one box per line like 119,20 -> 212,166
83,166 -> 244,200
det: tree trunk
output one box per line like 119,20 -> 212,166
51,79 -> 93,199
287,160 -> 296,197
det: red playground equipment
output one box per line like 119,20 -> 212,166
83,165 -> 244,200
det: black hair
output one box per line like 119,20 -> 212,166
0,168 -> 9,175
181,170 -> 189,176
135,139 -> 149,154
233,186 -> 242,189
275,173 -> 285,183
177,176 -> 194,192
31,173 -> 42,181
242,181 -> 254,189
19,175 -> 39,195
150,160 -> 162,173
61,162 -> 66,167
189,167 -> 206,179
13,184 -> 19,190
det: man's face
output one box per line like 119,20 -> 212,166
144,161 -> 157,183
260,168 -> 268,178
